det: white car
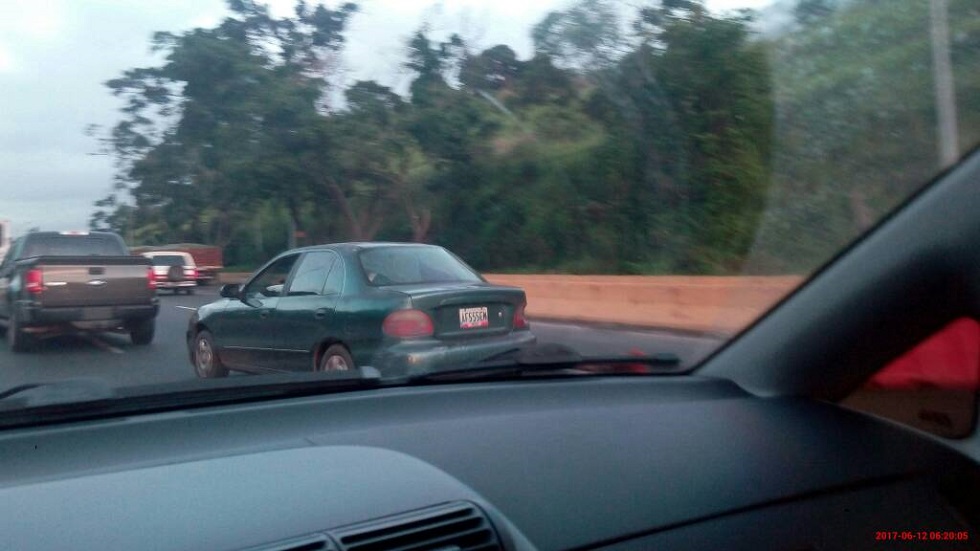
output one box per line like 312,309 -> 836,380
143,251 -> 198,294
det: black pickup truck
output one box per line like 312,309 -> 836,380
0,231 -> 159,352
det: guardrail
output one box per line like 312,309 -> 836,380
218,271 -> 804,334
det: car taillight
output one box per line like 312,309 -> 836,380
147,266 -> 157,289
513,301 -> 528,329
189,268 -> 198,279
25,268 -> 44,294
383,309 -> 434,338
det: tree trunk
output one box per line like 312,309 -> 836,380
322,178 -> 365,240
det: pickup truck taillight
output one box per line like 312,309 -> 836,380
188,268 -> 198,280
147,267 -> 157,289
25,268 -> 44,294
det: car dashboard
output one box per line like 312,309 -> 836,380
0,376 -> 977,551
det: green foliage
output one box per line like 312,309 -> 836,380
91,0 -> 973,275
532,0 -> 625,70
748,0 -> 980,273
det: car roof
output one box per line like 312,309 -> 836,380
26,231 -> 119,239
290,242 -> 443,254
143,251 -> 192,256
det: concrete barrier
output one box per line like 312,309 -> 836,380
484,274 -> 803,334
217,271 -> 803,334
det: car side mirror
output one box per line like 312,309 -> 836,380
219,284 -> 241,299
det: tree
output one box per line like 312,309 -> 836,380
459,45 -> 521,93
794,0 -> 837,26
743,0 -> 980,273
532,0 -> 626,71
92,0 -> 358,249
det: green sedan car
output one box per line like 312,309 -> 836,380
186,243 -> 536,378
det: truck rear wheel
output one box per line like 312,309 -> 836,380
130,318 -> 155,345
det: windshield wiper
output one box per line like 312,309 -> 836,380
0,369 -> 383,429
0,378 -> 115,410
408,343 -> 682,384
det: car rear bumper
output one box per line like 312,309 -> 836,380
15,301 -> 159,328
371,330 -> 537,377
155,281 -> 197,289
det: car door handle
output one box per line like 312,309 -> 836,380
314,309 -> 329,320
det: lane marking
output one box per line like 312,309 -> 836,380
175,306 -> 197,311
85,335 -> 124,354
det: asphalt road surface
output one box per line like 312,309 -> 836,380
0,286 -> 722,389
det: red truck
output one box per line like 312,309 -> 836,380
129,244 -> 223,285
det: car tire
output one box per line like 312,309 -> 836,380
8,310 -> 34,353
317,344 -> 355,372
193,330 -> 228,378
130,318 -> 155,345
186,288 -> 195,295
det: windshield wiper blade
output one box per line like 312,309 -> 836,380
0,378 -> 115,411
409,343 -> 682,383
0,368 -> 383,428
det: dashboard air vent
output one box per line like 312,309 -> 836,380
330,501 -> 502,551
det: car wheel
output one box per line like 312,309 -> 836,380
186,288 -> 195,295
130,318 -> 155,345
8,309 -> 34,353
318,344 -> 354,372
194,330 -> 228,378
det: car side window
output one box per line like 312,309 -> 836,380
321,258 -> 345,296
287,252 -> 337,296
245,254 -> 299,298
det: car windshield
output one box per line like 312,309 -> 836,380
0,0 -> 977,409
359,246 -> 482,286
149,255 -> 186,267
20,234 -> 125,257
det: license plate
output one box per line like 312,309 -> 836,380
83,307 -> 113,320
459,307 -> 489,329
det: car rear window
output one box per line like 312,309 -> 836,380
359,246 -> 483,286
21,234 -> 126,257
149,255 -> 186,266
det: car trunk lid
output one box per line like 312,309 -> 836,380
388,282 -> 527,338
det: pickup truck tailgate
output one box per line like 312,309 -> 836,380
32,258 -> 153,308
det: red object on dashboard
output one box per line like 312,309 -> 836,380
868,317 -> 980,390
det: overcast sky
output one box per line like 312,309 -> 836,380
0,0 -> 773,239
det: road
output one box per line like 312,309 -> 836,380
0,287 -> 722,389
